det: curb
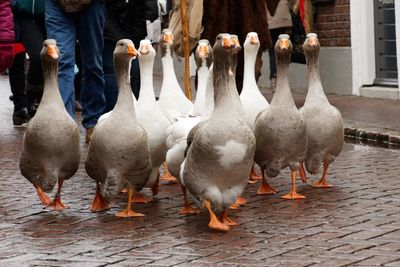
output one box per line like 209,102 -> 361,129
344,127 -> 400,149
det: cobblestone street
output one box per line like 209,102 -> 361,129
1,75 -> 400,266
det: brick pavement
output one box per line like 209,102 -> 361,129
1,75 -> 400,266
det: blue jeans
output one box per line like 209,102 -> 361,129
45,0 -> 106,128
102,40 -> 140,113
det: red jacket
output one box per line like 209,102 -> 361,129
0,0 -> 15,73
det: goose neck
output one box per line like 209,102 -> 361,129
213,56 -> 235,113
114,58 -> 135,114
193,65 -> 209,112
41,60 -> 64,106
161,50 -> 179,86
242,48 -> 258,89
305,57 -> 328,103
271,54 -> 294,106
138,56 -> 156,103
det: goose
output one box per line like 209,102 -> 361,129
19,39 -> 80,210
181,34 -> 256,232
135,39 -> 171,201
165,39 -> 213,214
240,32 -> 270,184
85,39 -> 152,217
254,34 -> 308,199
158,29 -> 194,120
157,29 -> 194,181
300,33 -> 343,187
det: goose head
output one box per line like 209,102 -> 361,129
230,34 -> 242,54
41,39 -> 60,63
303,33 -> 320,65
138,39 -> 156,59
160,29 -> 174,57
114,39 -> 138,62
195,39 -> 213,69
274,34 -> 293,65
213,33 -> 235,56
244,32 -> 260,52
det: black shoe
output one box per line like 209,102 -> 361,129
13,107 -> 30,125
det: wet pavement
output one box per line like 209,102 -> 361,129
1,75 -> 400,266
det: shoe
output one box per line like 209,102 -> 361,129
26,83 -> 43,117
86,127 -> 94,144
270,77 -> 277,93
13,107 -> 30,125
75,100 -> 82,112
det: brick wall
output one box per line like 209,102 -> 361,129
314,0 -> 351,47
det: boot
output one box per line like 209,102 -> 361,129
13,107 -> 30,125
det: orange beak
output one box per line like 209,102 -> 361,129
139,44 -> 150,55
47,45 -> 59,59
308,37 -> 319,47
198,44 -> 208,58
250,35 -> 258,45
164,33 -> 173,45
279,38 -> 289,50
223,37 -> 233,49
127,44 -> 138,57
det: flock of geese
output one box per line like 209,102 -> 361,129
19,30 -> 343,232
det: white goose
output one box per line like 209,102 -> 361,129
181,34 -> 256,232
165,39 -> 213,214
158,29 -> 194,120
240,32 -> 270,184
254,34 -> 308,200
135,39 -> 171,201
300,33 -> 343,187
85,40 -> 152,217
19,39 -> 80,210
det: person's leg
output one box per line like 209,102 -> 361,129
19,15 -> 46,117
45,0 -> 76,117
102,39 -> 118,113
130,58 -> 140,100
9,52 -> 29,125
74,42 -> 82,111
77,0 -> 106,129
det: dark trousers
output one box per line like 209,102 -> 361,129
15,14 -> 46,86
9,53 -> 26,111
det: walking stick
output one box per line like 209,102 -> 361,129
180,0 -> 192,101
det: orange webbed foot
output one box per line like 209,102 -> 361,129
220,211 -> 239,226
131,192 -> 153,203
248,165 -> 262,184
257,180 -> 278,195
235,196 -> 247,206
48,195 -> 69,211
115,208 -> 145,218
281,191 -> 306,200
91,187 -> 110,212
312,180 -> 333,188
35,186 -> 52,207
178,204 -> 200,215
204,199 -> 230,232
160,162 -> 177,182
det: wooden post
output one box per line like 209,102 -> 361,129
180,0 -> 192,101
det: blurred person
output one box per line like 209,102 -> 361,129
201,0 -> 280,93
45,0 -> 106,143
10,0 -> 46,118
102,0 -> 158,112
0,0 -> 14,74
267,0 -> 293,93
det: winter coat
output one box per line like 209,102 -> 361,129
103,0 -> 158,46
202,0 -> 278,51
268,0 -> 292,30
0,0 -> 15,73
11,0 -> 45,16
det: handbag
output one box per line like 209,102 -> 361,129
56,0 -> 92,13
169,0 -> 204,57
290,9 -> 306,64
